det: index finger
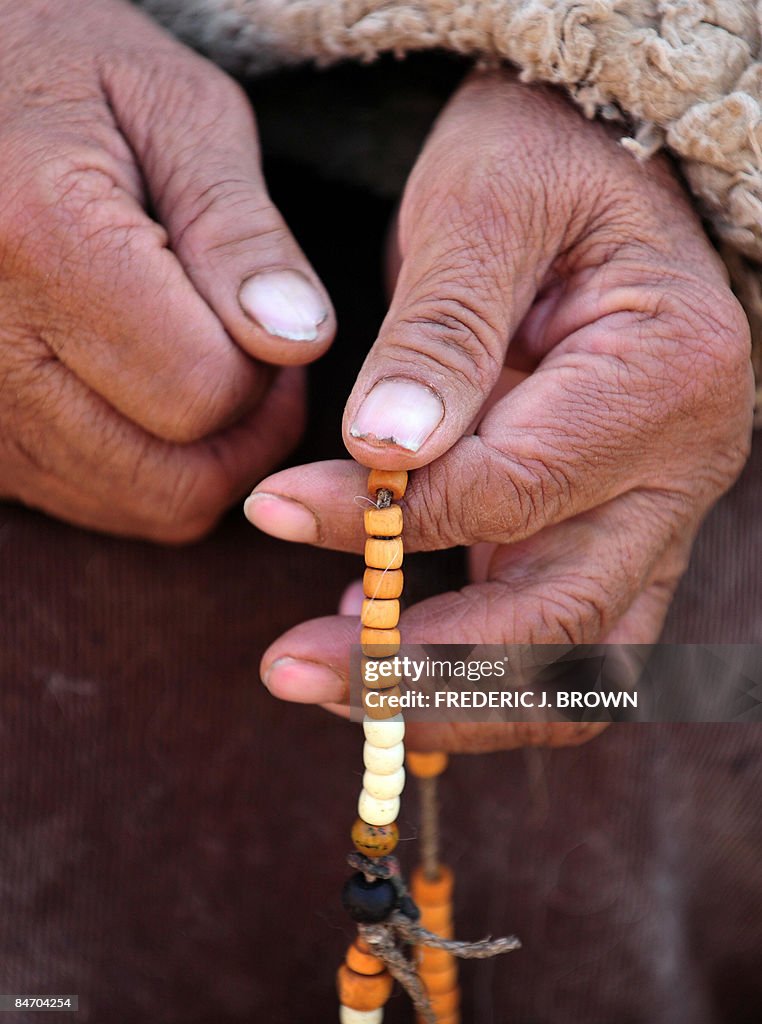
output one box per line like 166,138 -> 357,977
246,282 -> 752,556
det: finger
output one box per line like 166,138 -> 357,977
242,366 -> 525,547
261,615 -> 357,706
3,337 -> 304,542
101,53 -> 335,363
247,270 -> 751,553
12,139 -> 269,444
244,460 -> 364,546
406,574 -> 679,753
260,490 -> 687,705
339,580 -> 364,616
341,73 -> 573,470
602,579 -> 677,644
242,365 -> 524,546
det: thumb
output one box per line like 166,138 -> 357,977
102,50 -> 335,365
343,72 -> 561,468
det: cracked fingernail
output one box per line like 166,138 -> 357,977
349,379 -> 443,452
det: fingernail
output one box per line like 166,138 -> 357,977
349,379 -> 444,452
263,656 -> 346,703
244,492 -> 319,543
239,269 -> 327,341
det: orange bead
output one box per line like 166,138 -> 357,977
346,942 -> 385,976
361,627 -> 401,657
351,818 -> 399,858
418,946 -> 453,972
368,469 -> 408,501
356,936 -> 372,955
422,962 -> 458,995
406,751 -> 449,778
363,686 -> 402,719
337,964 -> 393,1011
419,904 -> 453,935
363,568 -> 404,601
429,988 -> 460,1016
364,504 -> 403,537
365,537 -> 403,570
411,865 -> 454,906
418,1013 -> 460,1024
362,658 -> 403,689
361,598 -> 400,630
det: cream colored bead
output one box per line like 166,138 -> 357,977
339,1006 -> 383,1024
363,715 -> 404,747
363,741 -> 405,775
363,766 -> 405,800
358,789 -> 400,826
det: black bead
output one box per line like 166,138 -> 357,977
341,873 -> 397,923
396,894 -> 421,921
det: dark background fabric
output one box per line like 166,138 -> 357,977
1,59 -> 760,1024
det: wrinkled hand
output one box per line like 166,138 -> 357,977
0,0 -> 334,541
247,69 -> 754,751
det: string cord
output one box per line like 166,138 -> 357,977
358,915 -> 520,1023
348,853 -> 520,1021
418,775 -> 440,882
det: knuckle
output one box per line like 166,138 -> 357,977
531,578 -> 609,645
509,451 -> 574,536
667,282 -> 750,375
155,461 -> 225,536
656,284 -> 754,481
0,151 -> 86,258
25,151 -> 102,222
145,514 -> 218,546
592,271 -> 753,494
153,364 -> 242,444
132,64 -> 275,265
126,446 -> 228,539
0,147 -> 160,276
204,69 -> 252,120
637,280 -> 749,396
410,466 -> 463,548
388,297 -> 504,400
174,184 -> 287,264
133,49 -> 249,131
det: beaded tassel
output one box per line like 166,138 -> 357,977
338,470 -> 408,1024
338,469 -> 519,1024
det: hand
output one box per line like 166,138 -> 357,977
0,0 -> 335,541
246,69 -> 753,751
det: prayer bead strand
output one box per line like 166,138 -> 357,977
339,470 -> 409,1023
338,469 -> 488,1024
